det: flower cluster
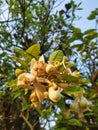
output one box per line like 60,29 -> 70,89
17,55 -> 81,108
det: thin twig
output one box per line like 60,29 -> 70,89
20,113 -> 33,130
91,69 -> 98,92
0,18 -> 21,23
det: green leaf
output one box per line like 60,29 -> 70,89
0,91 -> 4,98
61,74 -> 79,83
84,31 -> 98,41
87,9 -> 98,20
65,62 -> 74,68
14,48 -> 32,63
22,101 -> 29,111
13,89 -> 24,100
49,50 -> 64,62
61,74 -> 89,84
84,29 -> 96,35
68,118 -> 82,127
64,85 -> 84,95
7,79 -> 17,88
12,55 -> 28,69
41,108 -> 52,118
26,44 -> 40,59
71,44 -> 83,51
57,98 -> 66,110
55,127 -> 67,130
87,88 -> 97,100
84,112 -> 94,116
66,37 -> 76,44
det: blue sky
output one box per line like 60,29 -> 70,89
57,0 -> 98,31
74,0 -> 98,31
1,0 -> 98,32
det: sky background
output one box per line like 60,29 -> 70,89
73,0 -> 98,31
58,0 -> 98,32
0,0 -> 98,32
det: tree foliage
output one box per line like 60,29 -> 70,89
0,0 -> 98,130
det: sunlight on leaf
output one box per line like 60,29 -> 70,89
64,85 -> 84,95
49,50 -> 64,62
26,44 -> 40,59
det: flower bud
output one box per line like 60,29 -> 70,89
15,68 -> 23,76
46,64 -> 56,74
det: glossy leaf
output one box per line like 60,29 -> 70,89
49,50 -> 64,62
26,44 -> 40,59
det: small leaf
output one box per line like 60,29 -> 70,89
7,79 -> 17,88
87,9 -> 97,20
66,37 -> 76,44
13,89 -> 24,100
57,98 -> 66,110
26,44 -> 40,59
14,48 -> 32,63
84,29 -> 96,35
41,108 -> 52,118
65,62 -> 74,68
22,101 -> 29,111
68,118 -> 82,127
12,55 -> 28,69
84,112 -> 94,116
64,85 -> 84,95
49,50 -> 64,62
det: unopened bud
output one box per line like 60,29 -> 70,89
46,64 -> 56,74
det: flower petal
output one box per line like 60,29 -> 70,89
48,83 -> 62,102
17,73 -> 36,89
39,55 -> 45,62
34,81 -> 48,102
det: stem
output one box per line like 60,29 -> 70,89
20,113 -> 33,130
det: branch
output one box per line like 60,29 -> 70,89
90,69 -> 98,92
25,0 -> 33,10
20,113 -> 40,130
20,113 -> 33,130
91,70 -> 98,83
0,18 -> 21,23
53,0 -> 66,9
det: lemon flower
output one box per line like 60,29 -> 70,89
30,80 -> 48,107
17,73 -> 36,90
17,55 -> 83,108
30,55 -> 47,76
17,55 -> 48,108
